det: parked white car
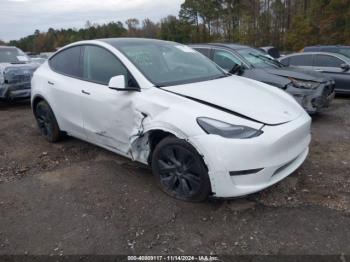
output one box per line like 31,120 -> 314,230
31,38 -> 311,201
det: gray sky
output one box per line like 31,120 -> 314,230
0,0 -> 183,41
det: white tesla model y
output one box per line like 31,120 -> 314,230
31,38 -> 311,201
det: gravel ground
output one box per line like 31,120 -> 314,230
0,98 -> 349,256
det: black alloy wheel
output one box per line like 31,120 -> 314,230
35,101 -> 62,142
152,137 -> 211,201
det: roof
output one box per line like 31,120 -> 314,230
279,51 -> 350,62
99,38 -> 173,47
190,43 -> 251,50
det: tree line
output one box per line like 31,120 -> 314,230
4,0 -> 350,53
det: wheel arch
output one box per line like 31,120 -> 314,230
134,127 -> 209,172
32,94 -> 47,115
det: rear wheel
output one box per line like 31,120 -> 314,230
35,101 -> 62,142
152,137 -> 211,202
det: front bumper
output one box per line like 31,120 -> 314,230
287,81 -> 335,114
0,83 -> 31,100
190,113 -> 311,198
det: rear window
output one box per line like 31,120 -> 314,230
49,46 -> 82,78
289,55 -> 313,66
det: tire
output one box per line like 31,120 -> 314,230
152,136 -> 211,202
35,101 -> 62,143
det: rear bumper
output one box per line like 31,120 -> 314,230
190,113 -> 311,198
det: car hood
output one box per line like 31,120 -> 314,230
162,76 -> 303,125
263,67 -> 331,82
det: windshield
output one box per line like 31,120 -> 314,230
0,47 -> 30,63
237,48 -> 284,69
113,41 -> 227,87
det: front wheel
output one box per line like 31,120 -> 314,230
152,137 -> 211,202
35,101 -> 62,142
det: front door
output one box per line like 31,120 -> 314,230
79,45 -> 142,154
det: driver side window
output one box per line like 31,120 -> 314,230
213,50 -> 242,70
82,45 -> 138,87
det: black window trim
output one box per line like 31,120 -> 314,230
49,43 -> 140,90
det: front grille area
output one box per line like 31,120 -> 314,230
6,74 -> 31,84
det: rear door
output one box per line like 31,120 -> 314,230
79,45 -> 142,154
48,46 -> 86,138
313,54 -> 350,93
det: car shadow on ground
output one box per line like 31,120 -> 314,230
0,99 -> 31,110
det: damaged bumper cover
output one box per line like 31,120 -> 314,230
0,63 -> 39,100
189,113 -> 311,198
286,81 -> 335,114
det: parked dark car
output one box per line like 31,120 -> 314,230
303,45 -> 350,59
0,46 -> 40,101
279,52 -> 350,95
190,43 -> 335,114
260,46 -> 281,59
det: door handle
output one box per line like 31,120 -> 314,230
48,81 -> 55,85
81,90 -> 90,95
315,68 -> 323,72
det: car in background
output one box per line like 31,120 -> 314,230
279,52 -> 350,95
31,38 -> 311,201
303,45 -> 350,59
28,53 -> 51,65
190,43 -> 335,114
0,46 -> 40,100
260,46 -> 281,59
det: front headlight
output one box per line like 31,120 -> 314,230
197,117 -> 263,139
289,78 -> 320,89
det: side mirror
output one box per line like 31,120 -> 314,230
108,75 -> 139,91
340,63 -> 350,71
229,63 -> 244,75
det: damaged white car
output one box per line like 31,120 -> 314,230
0,46 -> 40,100
31,39 -> 311,201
